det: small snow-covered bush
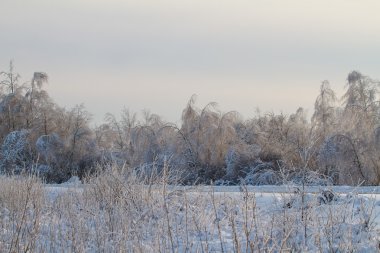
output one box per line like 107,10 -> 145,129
240,162 -> 281,185
0,130 -> 32,173
290,169 -> 333,186
243,169 -> 280,185
36,133 -> 64,165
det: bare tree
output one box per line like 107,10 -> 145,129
0,61 -> 21,94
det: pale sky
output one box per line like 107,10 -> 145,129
1,0 -> 380,124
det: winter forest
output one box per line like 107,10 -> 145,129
1,61 -> 379,186
1,62 -> 380,252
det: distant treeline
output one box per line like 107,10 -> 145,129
0,61 -> 379,185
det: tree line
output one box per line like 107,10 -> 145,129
1,61 -> 379,185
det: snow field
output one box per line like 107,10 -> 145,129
0,173 -> 378,252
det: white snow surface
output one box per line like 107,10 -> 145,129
42,184 -> 380,252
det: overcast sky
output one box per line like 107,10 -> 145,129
1,0 -> 380,124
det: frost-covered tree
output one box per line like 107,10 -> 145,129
0,91 -> 28,134
288,107 -> 317,169
254,113 -> 291,164
0,62 -> 28,135
25,72 -> 49,128
319,134 -> 367,185
341,71 -> 380,135
103,108 -> 138,158
343,71 -> 378,112
65,105 -> 93,168
180,99 -> 231,180
312,80 -> 337,136
2,62 -> 380,185
180,95 -> 201,166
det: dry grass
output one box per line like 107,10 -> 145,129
0,168 -> 378,252
0,175 -> 44,252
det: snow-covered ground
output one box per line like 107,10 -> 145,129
42,183 -> 380,252
0,174 -> 378,252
